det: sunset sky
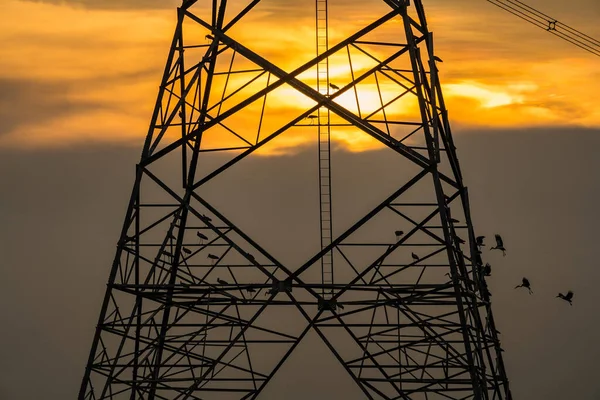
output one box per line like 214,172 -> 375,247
0,0 -> 599,150
1,1 -> 600,399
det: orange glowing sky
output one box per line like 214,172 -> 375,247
0,0 -> 598,152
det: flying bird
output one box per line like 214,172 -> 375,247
490,234 -> 506,256
557,291 -> 574,306
483,263 -> 492,277
329,83 -> 340,91
411,252 -> 419,262
476,236 -> 486,247
217,278 -> 228,285
515,277 -> 533,294
395,230 -> 404,240
207,254 -> 219,260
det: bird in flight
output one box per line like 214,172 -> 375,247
557,291 -> 574,306
515,277 -> 533,294
490,234 -> 506,256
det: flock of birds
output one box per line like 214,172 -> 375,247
471,234 -> 573,306
395,230 -> 574,305
189,222 -> 575,306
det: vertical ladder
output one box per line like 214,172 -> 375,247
316,0 -> 334,299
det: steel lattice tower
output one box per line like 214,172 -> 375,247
79,0 -> 512,398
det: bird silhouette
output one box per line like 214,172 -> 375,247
217,278 -> 228,285
450,217 -> 460,224
490,234 -> 506,256
200,214 -> 212,223
205,34 -> 214,41
329,83 -> 340,91
246,253 -> 255,261
411,252 -> 419,262
246,286 -> 257,293
515,277 -> 532,294
196,231 -> 208,243
207,254 -> 219,261
476,236 -> 486,247
337,303 -> 345,310
456,236 -> 465,244
395,230 -> 404,241
182,247 -> 192,255
557,291 -> 574,305
483,263 -> 492,277
433,55 -> 443,63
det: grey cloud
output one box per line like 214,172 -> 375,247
0,78 -> 102,137
18,0 -> 180,10
1,126 -> 600,398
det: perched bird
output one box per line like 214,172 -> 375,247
394,230 -> 404,241
490,234 -> 506,256
557,291 -> 574,306
246,286 -> 257,293
456,236 -> 465,244
200,214 -> 212,223
163,251 -> 174,258
246,253 -> 255,261
205,34 -> 214,41
265,289 -> 275,296
450,217 -> 460,224
329,83 -> 340,91
433,55 -> 443,63
411,252 -> 420,262
182,247 -> 192,255
475,253 -> 483,267
483,263 -> 492,277
515,277 -> 533,294
217,278 -> 228,285
476,236 -> 486,247
337,303 -> 345,310
207,254 -> 219,260
196,231 -> 208,242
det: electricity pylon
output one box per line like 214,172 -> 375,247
79,0 -> 512,398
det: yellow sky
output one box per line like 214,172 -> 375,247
0,0 -> 598,153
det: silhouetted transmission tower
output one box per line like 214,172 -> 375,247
80,0 -> 512,398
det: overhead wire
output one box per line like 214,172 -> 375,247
486,0 -> 600,57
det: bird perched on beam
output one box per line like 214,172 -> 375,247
557,291 -> 574,306
182,247 -> 192,255
411,252 -> 419,262
329,83 -> 340,91
197,231 -> 208,243
207,254 -> 219,261
476,236 -> 485,247
490,234 -> 506,256
217,278 -> 228,285
483,263 -> 492,277
394,230 -> 404,241
515,277 -> 533,294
